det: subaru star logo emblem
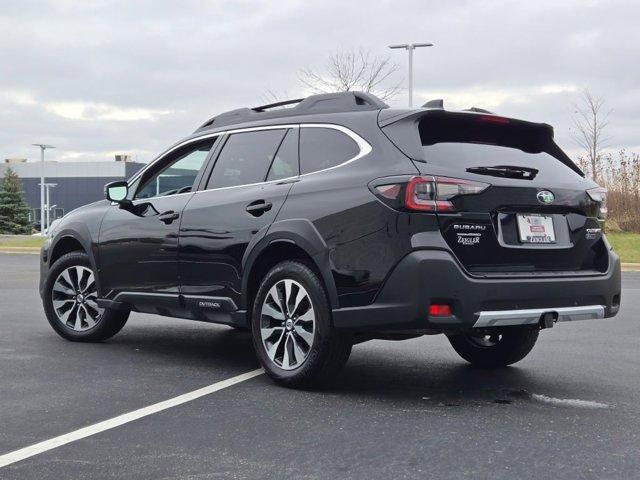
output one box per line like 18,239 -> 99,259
537,190 -> 555,205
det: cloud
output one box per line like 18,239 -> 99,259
415,84 -> 580,110
57,149 -> 153,162
0,0 -> 638,163
44,101 -> 172,121
3,92 -> 35,106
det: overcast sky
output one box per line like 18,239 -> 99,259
1,0 -> 638,164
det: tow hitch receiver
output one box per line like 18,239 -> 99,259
539,312 -> 557,329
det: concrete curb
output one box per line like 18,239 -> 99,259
0,247 -> 40,255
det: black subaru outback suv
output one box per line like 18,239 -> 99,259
40,92 -> 621,387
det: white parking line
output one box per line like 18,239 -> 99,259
530,393 -> 609,409
0,368 -> 264,469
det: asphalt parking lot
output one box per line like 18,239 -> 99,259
0,253 -> 639,479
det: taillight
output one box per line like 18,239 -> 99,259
478,115 -> 510,125
587,186 -> 608,218
405,176 -> 489,212
405,176 -> 438,211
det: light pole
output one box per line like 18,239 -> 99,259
32,144 -> 55,234
388,43 -> 434,107
44,183 -> 57,233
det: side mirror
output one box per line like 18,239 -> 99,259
105,181 -> 129,203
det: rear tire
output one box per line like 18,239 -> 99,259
251,260 -> 352,388
448,328 -> 539,368
43,251 -> 129,342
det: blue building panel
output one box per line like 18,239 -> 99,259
1,161 -> 146,225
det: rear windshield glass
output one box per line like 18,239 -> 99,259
423,143 -> 578,177
419,115 -> 580,177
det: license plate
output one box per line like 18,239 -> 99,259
516,214 -> 555,244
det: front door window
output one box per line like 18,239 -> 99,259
135,140 -> 217,199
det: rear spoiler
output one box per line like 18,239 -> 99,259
378,108 -> 584,177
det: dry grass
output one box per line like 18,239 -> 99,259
579,150 -> 640,233
0,235 -> 45,248
607,232 -> 640,264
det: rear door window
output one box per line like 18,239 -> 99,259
266,129 -> 299,181
299,127 -> 359,174
207,129 -> 287,189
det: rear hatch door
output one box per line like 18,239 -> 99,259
381,110 -> 608,275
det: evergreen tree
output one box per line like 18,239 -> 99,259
0,167 -> 32,234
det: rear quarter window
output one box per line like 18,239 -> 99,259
299,127 -> 359,174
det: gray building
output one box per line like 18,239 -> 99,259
1,159 -> 145,225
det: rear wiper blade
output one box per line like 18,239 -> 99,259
466,165 -> 538,180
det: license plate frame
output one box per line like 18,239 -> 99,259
516,214 -> 556,244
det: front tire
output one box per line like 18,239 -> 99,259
251,260 -> 352,388
43,251 -> 129,342
448,328 -> 539,368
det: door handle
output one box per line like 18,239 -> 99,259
246,200 -> 273,216
158,210 -> 180,224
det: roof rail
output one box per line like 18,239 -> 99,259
252,98 -> 305,112
195,91 -> 388,133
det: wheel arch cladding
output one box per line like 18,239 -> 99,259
49,234 -> 87,265
48,227 -> 103,295
242,219 -> 339,312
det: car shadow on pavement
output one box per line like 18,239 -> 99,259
326,354 -> 581,409
92,322 -> 260,372
90,323 -> 597,409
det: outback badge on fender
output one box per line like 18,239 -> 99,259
198,300 -> 221,309
537,190 -> 555,205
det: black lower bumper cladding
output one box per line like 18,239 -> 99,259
332,249 -> 621,331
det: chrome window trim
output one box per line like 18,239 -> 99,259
194,175 -> 299,194
127,123 -> 372,197
130,190 -> 194,206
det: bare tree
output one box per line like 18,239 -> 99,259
298,48 -> 402,101
258,88 -> 294,108
572,89 -> 611,182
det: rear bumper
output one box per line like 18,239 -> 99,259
332,248 -> 621,331
473,304 -> 605,328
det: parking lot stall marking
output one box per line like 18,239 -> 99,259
530,393 -> 610,409
0,368 -> 264,469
